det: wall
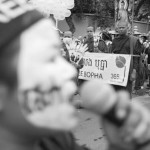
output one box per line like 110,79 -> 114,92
58,14 -> 150,37
133,21 -> 150,34
58,14 -> 98,38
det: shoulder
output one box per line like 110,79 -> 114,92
112,37 -> 118,43
129,35 -> 138,47
129,35 -> 138,42
99,39 -> 105,43
98,39 -> 106,46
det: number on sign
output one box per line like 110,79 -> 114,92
111,74 -> 119,80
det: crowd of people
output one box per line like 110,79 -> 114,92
133,34 -> 150,93
2,1 -> 150,150
60,23 -> 150,97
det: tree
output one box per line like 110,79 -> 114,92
65,0 -> 150,33
134,0 -> 150,21
66,0 -> 114,33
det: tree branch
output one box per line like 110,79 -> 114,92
135,0 -> 146,17
137,12 -> 149,21
65,15 -> 76,34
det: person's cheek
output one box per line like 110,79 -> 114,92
26,103 -> 78,130
18,89 -> 78,131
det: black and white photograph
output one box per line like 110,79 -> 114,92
0,0 -> 150,150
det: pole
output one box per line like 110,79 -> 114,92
147,16 -> 150,33
147,20 -> 149,33
56,19 -> 58,28
114,0 -> 117,28
131,0 -> 135,35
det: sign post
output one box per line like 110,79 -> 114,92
131,0 -> 135,35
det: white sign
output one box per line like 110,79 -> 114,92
79,53 -> 131,86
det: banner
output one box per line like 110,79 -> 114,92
78,53 -> 131,87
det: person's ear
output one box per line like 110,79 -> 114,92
0,84 -> 8,111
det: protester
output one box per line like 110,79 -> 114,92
78,36 -> 83,44
62,31 -> 86,94
1,1 -> 150,150
133,35 -> 145,93
111,21 -> 140,96
63,31 -> 85,78
101,31 -> 112,53
63,31 -> 73,45
145,40 -> 150,89
61,31 -> 72,61
93,31 -> 109,53
61,42 -> 70,62
143,38 -> 149,81
62,33 -> 86,89
0,1 -> 79,149
83,26 -> 94,52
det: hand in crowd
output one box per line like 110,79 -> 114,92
65,40 -> 77,51
65,40 -> 88,53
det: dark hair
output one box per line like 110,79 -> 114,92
0,37 -> 20,89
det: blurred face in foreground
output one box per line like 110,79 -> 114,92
2,19 -> 78,138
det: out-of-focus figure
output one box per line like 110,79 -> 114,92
83,26 -> 94,52
111,21 -> 140,96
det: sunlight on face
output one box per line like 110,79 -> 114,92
17,19 -> 78,131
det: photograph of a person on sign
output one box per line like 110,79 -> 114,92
118,0 -> 128,23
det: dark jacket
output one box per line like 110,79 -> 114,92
95,39 -> 108,53
111,35 -> 139,71
98,39 -> 108,53
83,36 -> 94,53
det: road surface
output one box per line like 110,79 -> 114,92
72,92 -> 150,150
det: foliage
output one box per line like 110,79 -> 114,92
72,0 -> 150,21
134,0 -> 150,21
66,0 -> 150,32
72,0 -> 114,27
